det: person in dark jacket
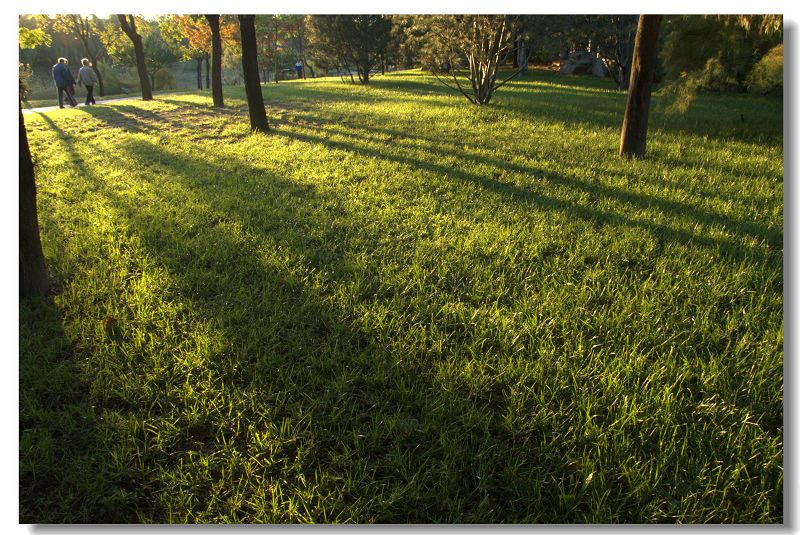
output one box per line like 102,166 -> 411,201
52,57 -> 77,108
78,58 -> 99,105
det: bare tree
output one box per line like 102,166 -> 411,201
619,15 -> 662,159
414,15 -> 521,105
117,15 -> 153,100
238,15 -> 269,132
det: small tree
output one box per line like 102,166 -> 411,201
238,15 -> 269,132
412,15 -> 521,105
116,15 -> 153,100
619,15 -> 662,159
307,15 -> 392,84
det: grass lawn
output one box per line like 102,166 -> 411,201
20,69 -> 783,523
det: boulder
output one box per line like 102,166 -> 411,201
559,51 -> 608,78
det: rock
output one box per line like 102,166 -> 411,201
591,58 -> 608,77
558,50 -> 608,78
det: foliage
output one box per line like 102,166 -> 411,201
745,44 -> 782,95
659,15 -> 782,115
306,15 -> 392,84
21,70 -> 782,523
153,68 -> 177,90
19,25 -> 52,49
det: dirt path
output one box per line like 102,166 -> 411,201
22,95 -> 148,114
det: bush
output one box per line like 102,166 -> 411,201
746,44 -> 782,95
153,69 -> 177,91
97,63 -> 121,95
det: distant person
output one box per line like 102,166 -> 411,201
295,59 -> 303,78
78,58 -> 99,105
52,57 -> 77,108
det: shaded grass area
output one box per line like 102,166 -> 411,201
21,69 -> 782,523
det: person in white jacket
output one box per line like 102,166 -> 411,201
77,58 -> 99,105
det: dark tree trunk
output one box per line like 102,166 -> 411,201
517,39 -> 529,75
238,15 -> 269,133
205,15 -> 224,107
205,51 -> 210,89
619,15 -> 662,159
117,15 -> 152,100
19,101 -> 48,298
92,63 -> 105,96
197,55 -> 203,89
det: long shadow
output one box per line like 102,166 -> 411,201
33,117 -> 595,522
281,112 -> 782,250
29,97 -> 783,522
266,122 -> 778,266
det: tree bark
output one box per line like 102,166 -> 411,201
19,100 -> 48,298
205,15 -> 224,107
196,55 -> 203,89
117,15 -> 153,100
619,15 -> 662,159
205,51 -> 210,89
238,15 -> 269,133
92,62 -> 105,96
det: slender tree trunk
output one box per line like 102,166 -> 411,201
205,15 -> 224,107
196,55 -> 202,88
117,15 -> 152,100
238,15 -> 269,132
205,51 -> 210,89
19,100 -> 48,298
619,15 -> 662,159
91,62 -> 105,96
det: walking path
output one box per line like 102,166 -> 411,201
22,95 -> 145,114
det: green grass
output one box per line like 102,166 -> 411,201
20,69 -> 783,523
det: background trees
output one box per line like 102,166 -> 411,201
306,15 -> 392,84
47,15 -> 109,96
659,15 -> 783,114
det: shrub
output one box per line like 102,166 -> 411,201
153,69 -> 177,91
746,44 -> 782,95
97,63 -> 121,95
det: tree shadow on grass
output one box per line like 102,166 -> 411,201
279,113 -> 782,255
20,291 -> 141,523
31,116 -> 598,522
267,121 -> 779,267
28,103 -> 782,523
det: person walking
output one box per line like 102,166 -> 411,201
52,57 -> 77,108
78,58 -> 99,105
295,59 -> 303,79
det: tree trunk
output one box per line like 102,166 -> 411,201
205,15 -> 224,107
517,40 -> 529,75
619,15 -> 662,159
92,62 -> 105,96
117,15 -> 152,100
238,15 -> 269,133
205,51 -> 210,89
19,100 -> 48,298
196,55 -> 203,89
